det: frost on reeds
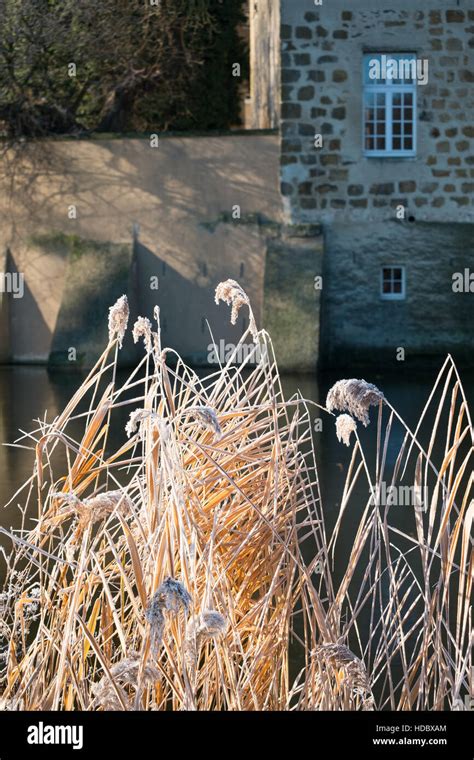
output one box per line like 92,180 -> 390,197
310,644 -> 375,711
132,316 -> 153,353
125,408 -> 160,438
0,286 -> 471,712
215,279 -> 258,341
146,578 -> 192,654
108,294 -> 129,348
92,654 -> 160,711
326,378 -> 385,426
183,406 -> 222,440
335,414 -> 357,447
185,610 -> 227,667
51,490 -> 133,530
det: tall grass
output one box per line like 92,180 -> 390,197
0,282 -> 471,711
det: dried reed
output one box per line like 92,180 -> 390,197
0,286 -> 471,712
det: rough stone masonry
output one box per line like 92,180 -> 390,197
280,0 -> 474,368
280,0 -> 474,223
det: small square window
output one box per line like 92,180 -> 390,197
381,266 -> 406,300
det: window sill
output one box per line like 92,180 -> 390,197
363,152 -> 416,159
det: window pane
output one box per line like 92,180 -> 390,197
364,54 -> 415,156
365,91 -> 386,151
364,54 -> 382,84
396,57 -> 416,84
381,267 -> 405,298
389,89 -> 415,152
364,94 -> 376,123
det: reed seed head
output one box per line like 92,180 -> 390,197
335,414 -> 357,446
108,295 -> 129,349
185,610 -> 227,667
312,643 -> 374,710
195,609 -> 227,638
146,578 -> 192,653
93,654 -> 160,710
147,607 -> 165,655
185,406 -> 222,440
148,577 -> 192,614
125,409 -> 145,438
132,316 -> 153,353
326,379 -> 384,426
52,489 -> 132,528
215,279 -> 258,340
125,409 -> 160,438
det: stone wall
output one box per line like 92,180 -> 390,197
280,0 -> 474,224
0,134 -> 321,372
47,235 -> 138,368
0,135 -> 282,367
263,224 -> 323,372
320,221 -> 474,367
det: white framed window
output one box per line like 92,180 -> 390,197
380,266 -> 406,300
363,53 -> 417,157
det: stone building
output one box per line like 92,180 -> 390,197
278,0 -> 474,367
0,0 -> 472,371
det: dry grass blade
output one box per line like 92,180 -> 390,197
0,283 -> 471,712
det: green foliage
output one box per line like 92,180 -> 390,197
29,231 -> 105,261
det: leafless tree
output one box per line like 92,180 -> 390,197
0,0 -> 215,137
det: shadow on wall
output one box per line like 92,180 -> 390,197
0,135 -> 282,368
135,239 -> 259,366
0,137 -> 280,247
0,248 -> 52,363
